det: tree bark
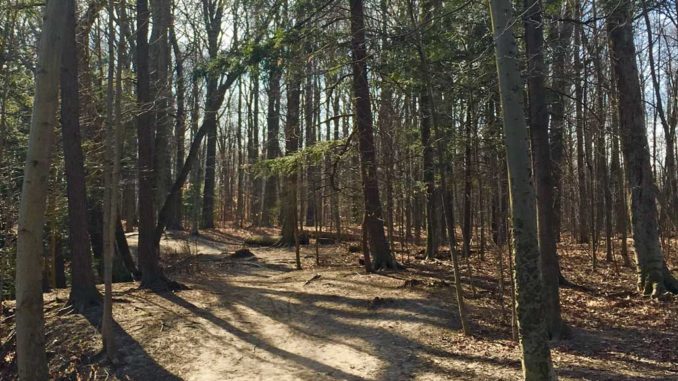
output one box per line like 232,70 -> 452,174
168,23 -> 185,230
574,2 -> 589,244
604,0 -> 678,296
200,0 -> 225,229
350,0 -> 397,270
279,61 -> 301,246
523,0 -> 564,340
547,0 -> 573,242
136,0 -> 164,289
261,60 -> 282,227
15,1 -> 67,379
61,0 -> 100,310
150,0 -> 172,212
488,0 -> 555,378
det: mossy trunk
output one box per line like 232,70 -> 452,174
488,0 -> 556,379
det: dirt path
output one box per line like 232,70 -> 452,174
112,237 -> 484,380
104,232 -> 677,380
5,230 -> 676,380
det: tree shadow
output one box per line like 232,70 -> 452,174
157,291 -> 369,380
81,307 -> 182,380
156,270 -> 504,380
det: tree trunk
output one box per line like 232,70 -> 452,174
548,0 -> 573,243
462,103 -> 474,257
150,0 -> 172,212
488,0 -> 555,378
61,0 -> 100,310
523,0 -> 564,340
136,0 -> 164,289
350,0 -> 397,270
15,1 -> 67,379
168,23 -> 185,230
102,0 -> 119,357
279,54 -> 301,246
574,2 -> 589,244
200,0 -> 225,229
304,53 -> 317,227
604,0 -> 678,296
261,60 -> 282,227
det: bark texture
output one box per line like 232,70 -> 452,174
350,0 -> 397,270
488,0 -> 556,378
61,0 -> 100,310
15,1 -> 67,379
604,0 -> 678,296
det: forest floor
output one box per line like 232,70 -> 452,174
1,226 -> 677,380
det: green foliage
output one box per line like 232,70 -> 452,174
252,139 -> 349,178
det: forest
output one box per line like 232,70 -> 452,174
0,0 -> 677,379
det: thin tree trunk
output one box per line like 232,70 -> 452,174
102,0 -> 118,357
169,23 -> 185,230
574,2 -> 589,244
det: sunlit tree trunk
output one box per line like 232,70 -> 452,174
488,0 -> 555,378
15,1 -> 67,379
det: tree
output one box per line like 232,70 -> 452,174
278,35 -> 302,247
200,0 -> 226,229
603,0 -> 678,296
523,0 -> 564,340
61,0 -> 100,310
136,0 -> 165,289
488,0 -> 555,378
151,0 -> 172,211
102,0 -> 119,357
15,1 -> 67,379
260,56 -> 282,227
350,0 -> 397,270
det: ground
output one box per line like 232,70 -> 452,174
1,227 -> 677,380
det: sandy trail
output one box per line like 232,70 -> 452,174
113,235 -> 478,380
23,230 -> 676,381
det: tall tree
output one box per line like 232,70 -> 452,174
136,0 -> 165,289
61,0 -> 100,309
200,0 -> 226,229
547,0 -> 573,243
168,20 -> 186,230
350,0 -> 397,270
102,0 -> 119,358
488,0 -> 555,378
603,0 -> 678,296
15,1 -> 67,379
261,56 -> 282,227
151,0 -> 172,210
279,37 -> 302,246
523,0 -> 564,339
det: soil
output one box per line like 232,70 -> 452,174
1,227 -> 677,380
